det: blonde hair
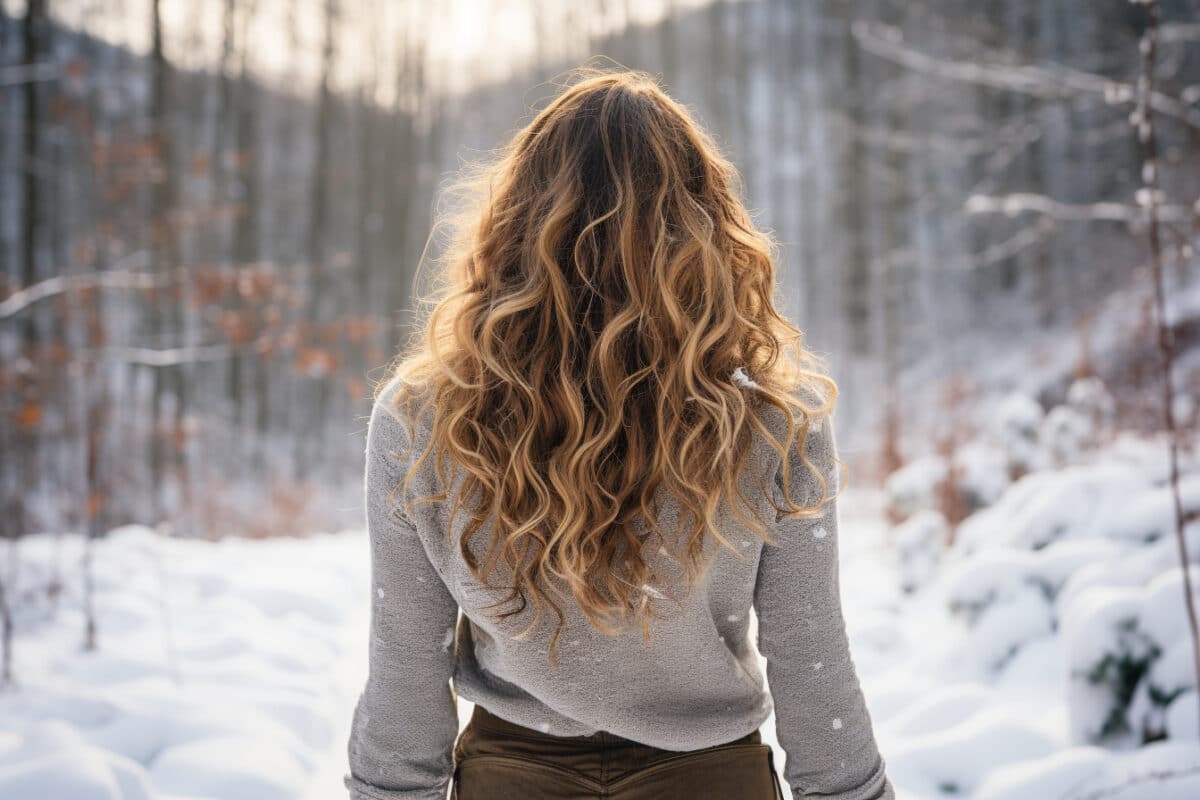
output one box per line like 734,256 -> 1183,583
375,67 -> 840,669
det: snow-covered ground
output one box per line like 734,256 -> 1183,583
0,528 -> 374,800
2,380 -> 1198,799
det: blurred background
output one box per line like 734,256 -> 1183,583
2,1 -> 1199,799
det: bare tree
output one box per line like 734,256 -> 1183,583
1132,0 -> 1200,736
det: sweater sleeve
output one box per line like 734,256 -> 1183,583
753,408 -> 895,800
344,391 -> 460,800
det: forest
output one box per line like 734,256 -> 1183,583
4,0 -> 1196,539
2,2 -> 1200,798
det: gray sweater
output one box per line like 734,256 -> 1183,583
345,374 -> 895,800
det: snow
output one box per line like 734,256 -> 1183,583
0,528 -> 374,800
3,381 -> 1200,799
838,380 -> 1200,798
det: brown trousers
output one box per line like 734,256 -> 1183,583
451,703 -> 785,800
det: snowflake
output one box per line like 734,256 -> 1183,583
731,366 -> 759,389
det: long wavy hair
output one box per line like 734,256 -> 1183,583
374,67 -> 842,669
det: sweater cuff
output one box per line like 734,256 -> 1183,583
344,773 -> 450,800
790,756 -> 895,800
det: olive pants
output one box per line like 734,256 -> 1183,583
451,703 -> 785,800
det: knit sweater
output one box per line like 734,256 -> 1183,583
344,373 -> 895,800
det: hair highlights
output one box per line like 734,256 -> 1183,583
374,67 -> 841,669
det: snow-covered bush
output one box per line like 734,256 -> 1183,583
1066,376 -> 1116,440
1038,405 -> 1093,469
942,550 -> 1055,673
943,550 -> 1046,625
884,455 -> 946,521
939,538 -> 1123,628
894,509 -> 949,594
953,460 -> 1160,555
932,424 -> 1200,748
953,441 -> 1011,513
1056,526 -> 1200,618
994,391 -> 1043,478
1038,377 -> 1116,469
1165,689 -> 1199,741
1127,637 -> 1198,743
1060,566 -> 1200,746
1101,472 -> 1200,544
884,442 -> 1009,528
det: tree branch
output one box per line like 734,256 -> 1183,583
852,21 -> 1200,130
965,192 -> 1193,223
0,60 -> 61,88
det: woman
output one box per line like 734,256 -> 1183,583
344,68 -> 894,800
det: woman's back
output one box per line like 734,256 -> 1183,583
344,68 -> 894,800
346,373 -> 892,800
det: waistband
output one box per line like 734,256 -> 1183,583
468,702 -> 620,744
467,702 -> 763,749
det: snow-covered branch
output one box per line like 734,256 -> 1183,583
87,344 -> 235,368
852,21 -> 1200,130
965,192 -> 1195,223
869,218 -> 1055,276
0,268 -> 164,319
0,61 -> 62,88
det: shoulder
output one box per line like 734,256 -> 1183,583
743,374 -> 841,501
742,372 -> 837,447
372,373 -> 436,429
369,374 -> 408,440
366,374 -> 438,467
